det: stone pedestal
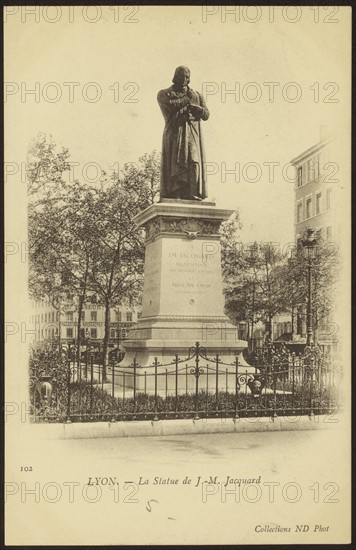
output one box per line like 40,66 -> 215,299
119,199 -> 253,391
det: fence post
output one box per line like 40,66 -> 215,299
309,356 -> 315,417
154,357 -> 158,421
234,355 -> 239,419
206,364 -> 209,418
291,353 -> 296,413
90,354 -> 94,417
79,354 -> 82,385
66,358 -> 72,423
133,358 -> 137,420
78,352 -> 83,422
122,370 -> 125,417
194,344 -> 200,420
272,371 -> 277,419
111,361 -> 116,422
85,349 -> 88,381
175,354 -> 178,418
215,354 -> 219,416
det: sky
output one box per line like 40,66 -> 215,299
5,5 -> 351,245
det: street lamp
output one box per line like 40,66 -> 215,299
302,228 -> 317,347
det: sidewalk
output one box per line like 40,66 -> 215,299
32,413 -> 332,440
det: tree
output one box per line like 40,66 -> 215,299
86,176 -> 150,380
222,224 -> 340,349
279,233 -> 339,340
27,132 -> 71,207
28,133 -> 73,339
221,225 -> 288,345
28,133 -> 162,378
83,152 -> 161,379
29,179 -> 99,358
118,150 -> 161,205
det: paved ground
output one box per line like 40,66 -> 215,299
6,419 -> 350,546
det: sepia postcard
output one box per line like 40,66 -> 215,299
4,5 -> 352,546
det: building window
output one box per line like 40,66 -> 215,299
91,311 -> 97,321
307,160 -> 313,182
116,311 -> 122,322
297,202 -> 303,223
326,226 -> 332,240
306,197 -> 312,219
110,329 -> 116,338
315,155 -> 320,180
307,157 -> 319,182
66,311 -> 73,321
90,328 -> 97,339
297,166 -> 303,187
81,311 -> 85,321
316,192 -> 322,215
126,312 -> 133,322
326,188 -> 332,210
66,327 -> 73,338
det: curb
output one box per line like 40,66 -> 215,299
32,414 -> 333,440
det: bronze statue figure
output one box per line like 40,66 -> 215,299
157,66 -> 209,201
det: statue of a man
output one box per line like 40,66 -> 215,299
157,66 -> 209,201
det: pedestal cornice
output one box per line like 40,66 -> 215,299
134,199 -> 234,227
134,200 -> 234,243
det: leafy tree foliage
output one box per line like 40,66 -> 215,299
28,134 -> 161,378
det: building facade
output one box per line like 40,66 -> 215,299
291,131 -> 339,244
247,128 -> 339,353
29,297 -> 140,350
290,128 -> 339,354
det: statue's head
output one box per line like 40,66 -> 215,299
172,66 -> 190,87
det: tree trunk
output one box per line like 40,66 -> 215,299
102,298 -> 111,381
57,308 -> 61,345
76,294 -> 85,373
76,262 -> 89,374
267,313 -> 273,341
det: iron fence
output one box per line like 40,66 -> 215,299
30,341 -> 339,423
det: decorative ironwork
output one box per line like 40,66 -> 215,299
29,340 -> 339,424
